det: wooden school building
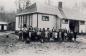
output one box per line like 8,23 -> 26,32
16,2 -> 86,33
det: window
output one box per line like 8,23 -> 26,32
42,16 -> 49,21
28,15 -> 33,27
80,21 -> 85,25
23,15 -> 27,24
18,16 -> 22,28
18,16 -> 20,28
62,19 -> 68,24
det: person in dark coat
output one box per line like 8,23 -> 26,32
47,28 -> 51,42
36,28 -> 41,41
26,28 -> 31,43
49,29 -> 53,41
68,31 -> 73,42
61,30 -> 65,41
58,30 -> 62,41
31,28 -> 36,41
64,30 -> 68,41
40,28 -> 45,43
22,24 -> 28,42
50,30 -> 53,38
73,31 -> 77,41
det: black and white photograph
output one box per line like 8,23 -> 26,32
0,0 -> 86,56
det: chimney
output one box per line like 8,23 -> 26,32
47,0 -> 51,5
58,1 -> 62,9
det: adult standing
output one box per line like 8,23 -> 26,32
23,24 -> 28,42
37,28 -> 41,41
53,30 -> 58,42
58,30 -> 62,41
40,28 -> 45,43
31,28 -> 36,41
27,27 -> 31,43
61,30 -> 65,41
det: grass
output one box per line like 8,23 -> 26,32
0,34 -> 19,54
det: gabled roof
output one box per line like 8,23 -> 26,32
17,3 -> 62,17
17,2 -> 86,21
36,3 -> 62,17
17,3 -> 37,15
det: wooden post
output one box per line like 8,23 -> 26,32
37,13 -> 38,28
56,15 -> 58,31
60,19 -> 62,29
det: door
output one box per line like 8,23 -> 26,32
1,25 -> 4,31
69,20 -> 79,32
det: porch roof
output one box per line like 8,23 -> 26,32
60,7 -> 86,21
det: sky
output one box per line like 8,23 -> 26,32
0,0 -> 16,12
0,0 -> 86,13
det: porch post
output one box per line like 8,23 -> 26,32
37,13 -> 38,28
60,19 -> 62,29
56,15 -> 58,31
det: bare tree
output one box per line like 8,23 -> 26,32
15,0 -> 22,12
0,6 -> 6,21
25,0 -> 31,9
15,0 -> 31,12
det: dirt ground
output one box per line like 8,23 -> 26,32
0,32 -> 86,56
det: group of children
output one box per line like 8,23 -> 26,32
18,26 -> 77,43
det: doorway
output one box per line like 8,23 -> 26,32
69,20 -> 79,32
1,25 -> 4,31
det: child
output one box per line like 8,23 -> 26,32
54,31 -> 58,41
45,30 -> 49,42
37,29 -> 41,41
64,30 -> 67,41
19,30 -> 22,41
22,24 -> 28,42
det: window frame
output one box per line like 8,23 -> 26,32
62,19 -> 68,24
42,16 -> 49,21
80,21 -> 85,25
18,16 -> 22,28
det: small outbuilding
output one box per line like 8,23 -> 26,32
0,21 -> 8,31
